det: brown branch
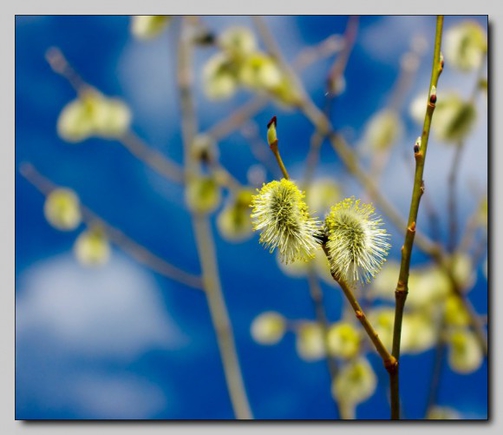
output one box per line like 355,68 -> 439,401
19,162 -> 203,291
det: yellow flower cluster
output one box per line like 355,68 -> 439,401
57,89 -> 131,143
203,26 -> 302,107
325,197 -> 390,284
250,179 -> 321,264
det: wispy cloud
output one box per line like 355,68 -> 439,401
16,252 -> 186,418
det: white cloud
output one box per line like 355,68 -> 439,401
70,373 -> 170,419
16,252 -> 188,418
17,252 -> 188,359
360,16 -> 433,65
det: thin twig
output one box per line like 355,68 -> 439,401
390,16 -> 444,420
447,140 -> 464,252
401,148 -> 442,243
177,17 -> 253,420
302,16 -> 359,189
306,268 -> 340,416
19,162 -> 203,290
297,17 -> 360,416
321,245 -> 396,371
119,131 -> 185,184
240,121 -> 283,180
46,46 -> 186,185
203,23 -> 343,144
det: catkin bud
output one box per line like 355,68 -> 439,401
325,197 -> 390,284
44,188 -> 82,231
74,225 -> 110,267
250,179 -> 321,264
251,311 -> 286,345
131,16 -> 171,40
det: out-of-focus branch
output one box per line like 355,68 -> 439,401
303,16 -> 359,188
46,47 -> 185,185
203,32 -> 344,144
177,17 -> 253,420
19,162 -> 204,291
252,17 -> 440,259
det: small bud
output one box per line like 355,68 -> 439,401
219,26 -> 257,58
400,312 -> 436,354
57,96 -> 96,143
327,322 -> 360,359
414,137 -> 421,153
361,109 -> 404,153
268,76 -> 304,108
266,116 -> 278,146
190,134 -> 219,164
185,175 -> 221,214
74,224 -> 110,267
251,311 -> 286,345
447,328 -> 483,374
427,406 -> 461,420
332,358 -> 377,406
131,16 -> 171,40
217,193 -> 254,243
429,85 -> 437,104
432,92 -> 477,143
93,97 -> 131,139
44,188 -> 82,231
368,308 -> 394,350
238,53 -> 283,91
57,90 -> 131,142
296,322 -> 326,361
444,294 -> 470,327
439,52 -> 445,70
202,53 -> 238,100
444,21 -> 487,72
193,31 -> 215,46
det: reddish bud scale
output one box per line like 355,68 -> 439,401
267,116 -> 277,129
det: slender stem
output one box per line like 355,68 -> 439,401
297,18 -> 359,417
449,53 -> 486,254
177,18 -> 252,419
119,131 -> 185,184
45,46 -> 88,93
447,140 -> 464,252
424,308 -> 448,417
320,244 -> 396,373
390,16 -> 444,420
306,268 -> 341,416
205,96 -> 268,143
46,47 -> 186,186
269,140 -> 290,180
252,16 -> 445,262
302,16 -> 358,188
19,162 -> 203,290
401,148 -> 442,242
458,195 -> 486,254
326,16 -> 358,97
203,33 -> 343,143
370,38 -> 423,182
240,121 -> 282,180
327,131 -> 441,257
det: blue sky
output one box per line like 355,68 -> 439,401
15,15 -> 488,420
